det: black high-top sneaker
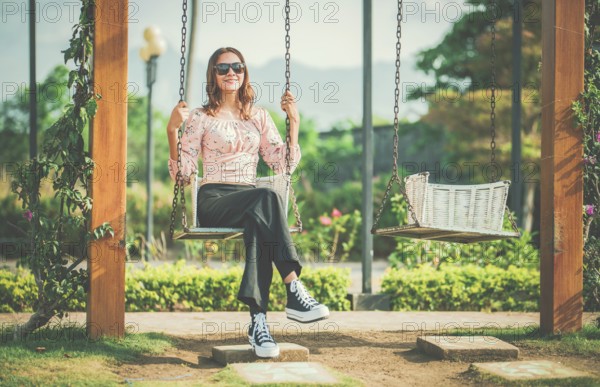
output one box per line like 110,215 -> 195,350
285,279 -> 330,323
247,312 -> 279,358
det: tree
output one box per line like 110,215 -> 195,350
126,95 -> 170,183
410,0 -> 543,232
413,0 -> 542,94
0,65 -> 72,165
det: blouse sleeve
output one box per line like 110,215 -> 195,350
258,108 -> 301,175
168,108 -> 205,186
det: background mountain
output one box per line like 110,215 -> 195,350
132,52 -> 433,131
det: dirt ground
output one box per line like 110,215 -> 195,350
109,330 -> 600,386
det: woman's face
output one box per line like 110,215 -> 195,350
215,52 -> 245,94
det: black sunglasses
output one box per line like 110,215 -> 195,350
214,62 -> 245,76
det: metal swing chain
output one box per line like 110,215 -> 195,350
505,205 -> 520,233
284,0 -> 302,232
489,0 -> 497,176
169,0 -> 189,239
489,0 -> 518,234
372,0 -> 419,233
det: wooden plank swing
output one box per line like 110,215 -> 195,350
370,0 -> 520,243
169,0 -> 302,240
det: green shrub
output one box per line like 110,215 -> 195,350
0,261 -> 351,312
0,268 -> 37,313
295,266 -> 352,311
584,236 -> 600,311
381,264 -> 539,311
124,260 -> 351,312
299,174 -> 401,261
292,209 -> 361,263
125,181 -> 178,244
0,267 -> 91,313
388,193 -> 539,270
389,231 -> 539,270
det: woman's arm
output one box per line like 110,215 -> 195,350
166,102 -> 204,185
259,104 -> 301,175
167,101 -> 189,160
280,90 -> 299,147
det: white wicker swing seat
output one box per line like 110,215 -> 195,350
173,173 -> 299,240
372,172 -> 520,243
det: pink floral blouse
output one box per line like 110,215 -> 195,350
168,107 -> 301,186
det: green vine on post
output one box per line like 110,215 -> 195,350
574,0 -> 600,311
9,0 -> 113,338
573,0 -> 599,243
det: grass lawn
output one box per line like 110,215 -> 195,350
445,323 -> 600,358
0,326 -> 173,386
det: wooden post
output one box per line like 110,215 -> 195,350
87,0 -> 128,339
540,0 -> 585,334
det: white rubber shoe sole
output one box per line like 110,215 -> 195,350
285,305 -> 330,323
248,336 -> 280,358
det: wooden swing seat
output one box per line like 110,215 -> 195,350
373,225 -> 519,244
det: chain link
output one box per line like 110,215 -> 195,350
169,0 -> 189,239
489,0 -> 497,180
169,168 -> 179,238
179,0 -> 187,103
284,0 -> 291,183
284,0 -> 302,231
284,0 -> 291,86
372,0 -> 419,232
491,1 -> 518,235
372,174 -> 399,232
505,205 -> 520,233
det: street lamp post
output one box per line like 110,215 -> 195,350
140,26 -> 166,249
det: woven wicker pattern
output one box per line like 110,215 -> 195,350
405,172 -> 510,232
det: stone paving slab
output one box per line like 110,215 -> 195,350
417,335 -> 519,361
471,360 -> 592,381
230,362 -> 339,385
211,343 -> 309,366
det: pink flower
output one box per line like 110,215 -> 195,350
597,132 -> 600,142
331,208 -> 342,218
319,216 -> 332,226
584,156 -> 597,165
23,210 -> 33,222
585,205 -> 595,216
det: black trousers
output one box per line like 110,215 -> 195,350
197,183 -> 302,312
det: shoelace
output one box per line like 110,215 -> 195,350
290,280 -> 319,309
252,313 -> 275,344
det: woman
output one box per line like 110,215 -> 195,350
166,47 -> 329,358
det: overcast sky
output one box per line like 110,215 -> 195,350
1,0 -> 473,127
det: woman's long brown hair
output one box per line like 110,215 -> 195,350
203,47 -> 255,120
